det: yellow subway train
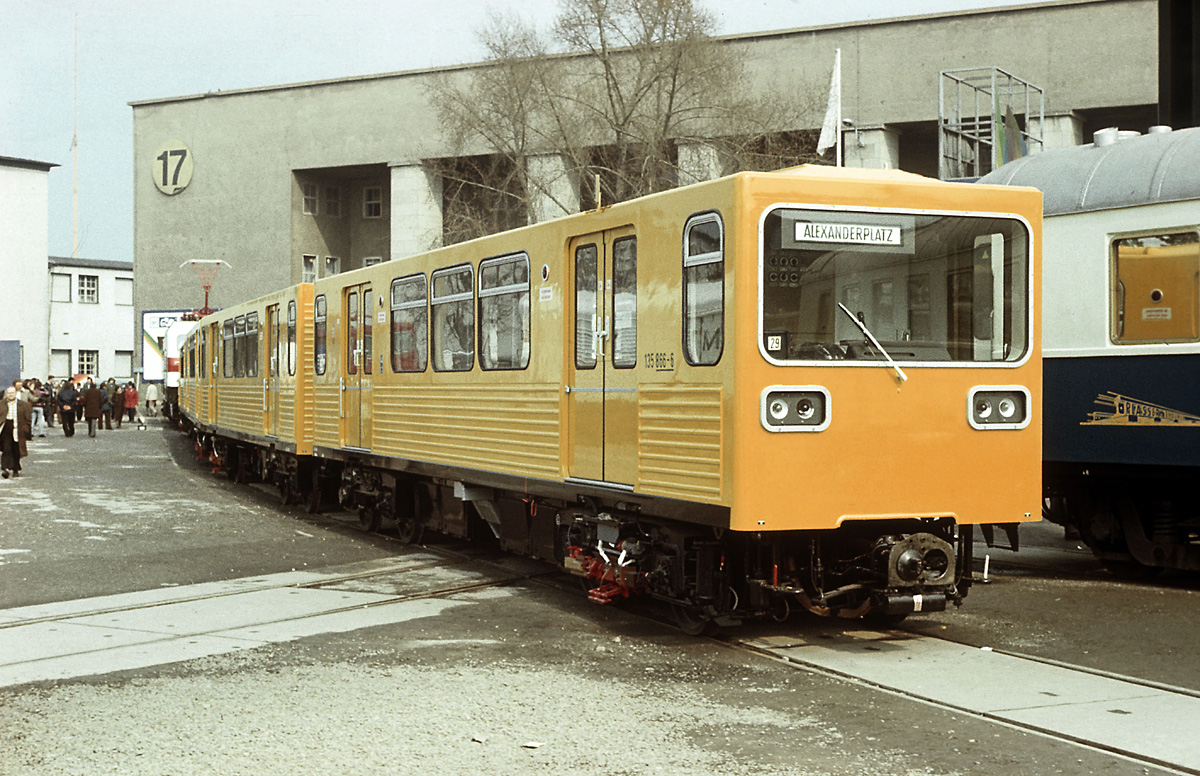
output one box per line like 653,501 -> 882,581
176,165 -> 1042,630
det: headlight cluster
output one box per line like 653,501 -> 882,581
969,387 -> 1030,429
761,386 -> 829,432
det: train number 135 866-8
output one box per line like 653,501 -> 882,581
644,352 -> 676,372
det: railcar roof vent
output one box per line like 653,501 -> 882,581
1148,125 -> 1174,134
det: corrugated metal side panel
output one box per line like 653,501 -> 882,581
217,384 -> 260,435
278,386 -> 294,441
638,385 -> 723,501
312,386 -> 340,448
373,384 -> 560,479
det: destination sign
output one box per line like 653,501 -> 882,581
796,222 -> 902,246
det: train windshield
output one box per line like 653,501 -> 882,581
760,208 -> 1029,363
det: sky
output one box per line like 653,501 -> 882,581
0,0 -> 1044,263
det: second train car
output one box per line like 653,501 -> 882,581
177,165 -> 1042,630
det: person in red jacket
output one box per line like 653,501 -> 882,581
123,382 -> 139,423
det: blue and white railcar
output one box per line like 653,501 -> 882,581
983,126 -> 1200,577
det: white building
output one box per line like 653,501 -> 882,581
0,155 -> 56,380
47,256 -> 136,381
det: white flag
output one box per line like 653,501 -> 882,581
816,49 -> 841,157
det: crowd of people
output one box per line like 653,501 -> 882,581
0,377 -> 162,479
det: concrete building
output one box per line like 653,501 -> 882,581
0,155 -> 57,381
47,257 -> 136,381
130,0 -> 1159,374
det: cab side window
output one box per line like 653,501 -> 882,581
683,213 -> 725,365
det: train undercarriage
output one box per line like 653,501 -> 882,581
176,417 -> 978,632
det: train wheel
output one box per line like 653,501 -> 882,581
395,515 -> 424,545
358,507 -> 382,533
670,603 -> 715,636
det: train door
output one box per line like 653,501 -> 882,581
567,228 -> 638,485
206,322 -> 219,423
342,284 -> 373,449
264,303 -> 280,436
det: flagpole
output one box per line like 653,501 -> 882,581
835,48 -> 842,168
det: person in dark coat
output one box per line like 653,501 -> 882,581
57,381 -> 78,437
1,385 -> 32,478
83,381 -> 104,438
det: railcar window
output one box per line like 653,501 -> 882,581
759,208 -> 1029,363
613,237 -> 637,368
363,290 -> 373,375
431,265 -> 474,372
222,320 -> 234,378
314,295 -> 327,375
684,214 -> 724,366
233,316 -> 247,378
1111,232 -> 1200,344
287,301 -> 297,376
200,328 -> 207,379
479,253 -> 531,370
575,244 -> 598,369
391,275 -> 428,372
347,292 -> 359,375
245,312 -> 259,378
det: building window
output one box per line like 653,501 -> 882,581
115,350 -> 133,377
1111,231 -> 1200,344
364,256 -> 384,267
478,253 -> 530,370
78,275 -> 99,304
363,186 -> 382,219
314,295 -> 327,374
115,277 -> 133,306
683,212 -> 724,366
390,274 -> 427,373
51,349 -> 71,376
302,255 -> 316,283
51,273 -> 71,302
78,349 -> 98,376
431,264 -> 474,372
302,183 -> 318,215
325,186 -> 341,217
324,256 -> 341,277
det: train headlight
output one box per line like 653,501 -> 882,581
968,386 -> 1031,430
761,386 -> 830,432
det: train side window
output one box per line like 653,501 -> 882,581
391,274 -> 428,372
575,244 -> 598,369
683,213 -> 724,366
200,328 -> 207,379
233,316 -> 246,378
1111,231 -> 1200,343
363,290 -> 373,375
347,292 -> 359,375
222,319 -> 234,378
612,237 -> 637,368
245,312 -> 259,378
287,301 -> 296,376
314,295 -> 327,375
479,252 -> 530,370
431,265 -> 474,372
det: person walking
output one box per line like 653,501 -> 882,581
28,379 -> 47,437
0,385 -> 32,478
57,381 -> 78,437
145,382 -> 160,416
123,382 -> 139,423
101,379 -> 115,430
43,377 -> 55,429
112,381 -> 125,429
83,381 -> 104,438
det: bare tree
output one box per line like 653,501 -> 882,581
430,0 -> 820,243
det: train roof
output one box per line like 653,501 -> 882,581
979,126 -> 1200,216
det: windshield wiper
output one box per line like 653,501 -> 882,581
838,303 -> 908,383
